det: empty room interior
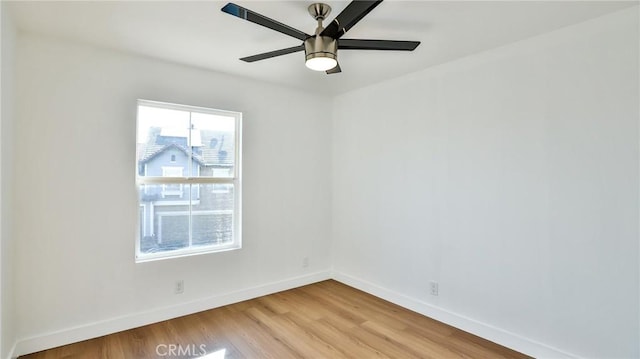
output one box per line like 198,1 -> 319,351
1,1 -> 639,358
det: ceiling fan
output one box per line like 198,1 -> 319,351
221,1 -> 420,74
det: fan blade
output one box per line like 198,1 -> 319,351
221,3 -> 310,41
320,0 -> 383,39
339,39 -> 420,51
326,63 -> 342,74
240,45 -> 305,62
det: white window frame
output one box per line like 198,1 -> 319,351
136,99 -> 242,262
139,204 -> 147,237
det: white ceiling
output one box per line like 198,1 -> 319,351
8,1 -> 637,95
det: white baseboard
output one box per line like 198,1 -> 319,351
11,270 -> 331,358
5,341 -> 17,359
331,271 -> 578,359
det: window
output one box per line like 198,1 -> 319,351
136,99 -> 242,261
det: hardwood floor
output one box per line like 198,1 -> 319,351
21,280 -> 530,358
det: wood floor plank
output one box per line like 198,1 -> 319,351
300,316 -> 392,359
209,306 -> 297,359
282,313 -> 357,358
362,320 -> 464,359
246,307 -> 343,358
20,280 -> 531,359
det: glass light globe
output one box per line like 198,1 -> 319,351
305,56 -> 338,71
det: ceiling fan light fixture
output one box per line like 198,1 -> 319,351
305,55 -> 337,71
304,36 -> 338,72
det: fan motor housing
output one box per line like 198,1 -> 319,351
304,36 -> 337,62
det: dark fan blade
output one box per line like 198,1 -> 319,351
222,3 -> 310,41
326,63 -> 342,74
240,45 -> 305,62
339,39 -> 420,51
320,0 -> 383,39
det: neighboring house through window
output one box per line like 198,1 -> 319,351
136,99 -> 242,261
161,166 -> 184,197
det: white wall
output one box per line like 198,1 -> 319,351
1,2 -> 17,358
12,33 -> 332,355
332,7 -> 638,359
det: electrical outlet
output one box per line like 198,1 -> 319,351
302,257 -> 309,268
429,281 -> 439,296
175,280 -> 184,294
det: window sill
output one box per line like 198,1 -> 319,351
135,243 -> 241,263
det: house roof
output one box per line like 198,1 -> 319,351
160,128 -> 202,146
139,143 -> 205,166
138,127 -> 235,166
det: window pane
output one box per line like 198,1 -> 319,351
192,184 -> 235,246
137,105 -> 236,179
137,106 -> 190,177
139,184 -> 190,255
191,112 -> 236,178
138,184 -> 235,255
